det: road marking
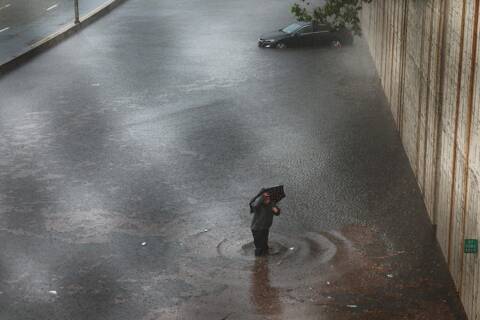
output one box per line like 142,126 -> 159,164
46,4 -> 58,11
0,3 -> 11,10
0,27 -> 9,33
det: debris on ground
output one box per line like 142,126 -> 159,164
326,281 -> 331,285
373,251 -> 406,260
220,312 -> 232,320
48,290 -> 57,295
346,304 -> 358,308
332,41 -> 342,48
141,242 -> 147,246
387,274 -> 394,278
289,247 -> 295,251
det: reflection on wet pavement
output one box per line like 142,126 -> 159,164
251,258 -> 282,317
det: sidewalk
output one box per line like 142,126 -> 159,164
0,0 -> 123,70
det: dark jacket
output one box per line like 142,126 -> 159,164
250,196 -> 280,230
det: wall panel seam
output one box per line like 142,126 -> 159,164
447,0 -> 468,267
458,0 -> 480,296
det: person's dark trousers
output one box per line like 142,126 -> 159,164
252,229 -> 270,256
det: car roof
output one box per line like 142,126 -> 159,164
295,21 -> 329,27
295,21 -> 311,27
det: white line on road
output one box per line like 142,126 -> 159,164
46,4 -> 58,11
0,3 -> 11,10
0,27 -> 10,33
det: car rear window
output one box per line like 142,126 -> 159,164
298,26 -> 312,34
315,24 -> 330,32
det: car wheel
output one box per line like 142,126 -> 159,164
276,42 -> 287,49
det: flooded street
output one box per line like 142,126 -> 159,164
0,0 -> 467,318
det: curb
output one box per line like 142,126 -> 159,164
0,0 -> 127,77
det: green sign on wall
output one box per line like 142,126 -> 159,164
464,239 -> 478,254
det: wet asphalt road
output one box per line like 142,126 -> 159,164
0,0 -> 114,65
0,0 -> 467,319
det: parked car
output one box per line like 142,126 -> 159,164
258,21 -> 353,48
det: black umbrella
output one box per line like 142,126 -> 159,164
249,185 -> 285,212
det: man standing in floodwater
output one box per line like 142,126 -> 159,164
250,192 -> 280,256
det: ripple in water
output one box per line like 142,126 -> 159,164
180,228 -> 355,287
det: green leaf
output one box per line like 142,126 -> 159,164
290,0 -> 370,36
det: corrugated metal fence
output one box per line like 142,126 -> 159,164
361,0 -> 479,318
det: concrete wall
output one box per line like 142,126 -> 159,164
361,0 -> 480,318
